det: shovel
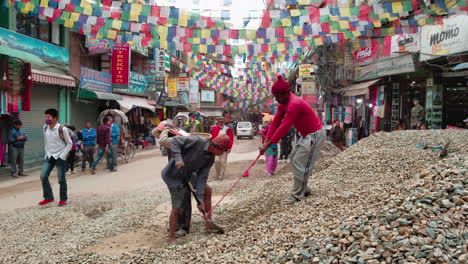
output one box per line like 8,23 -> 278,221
187,182 -> 225,234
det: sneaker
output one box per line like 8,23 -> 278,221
110,168 -> 118,172
283,196 -> 299,205
66,171 -> 72,175
10,173 -> 18,178
71,171 -> 76,174
175,229 -> 188,238
38,199 -> 54,206
265,173 -> 272,177
81,167 -> 86,172
305,188 -> 311,197
90,168 -> 96,175
18,173 -> 27,176
58,201 -> 67,206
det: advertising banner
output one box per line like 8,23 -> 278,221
168,79 -> 177,98
352,46 -> 379,65
0,27 -> 69,65
80,67 -> 112,93
420,15 -> 468,61
112,43 -> 131,88
299,64 -> 313,77
390,33 -> 420,55
189,78 -> 199,104
201,90 -> 215,102
86,38 -> 112,54
355,55 -> 415,82
177,77 -> 190,91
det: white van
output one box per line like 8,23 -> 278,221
236,121 -> 254,139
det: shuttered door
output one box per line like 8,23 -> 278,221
20,84 -> 59,167
70,98 -> 100,130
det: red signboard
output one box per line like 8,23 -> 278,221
352,45 -> 378,65
112,43 -> 130,87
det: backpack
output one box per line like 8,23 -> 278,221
43,125 -> 73,144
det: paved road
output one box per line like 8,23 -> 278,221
0,137 -> 261,212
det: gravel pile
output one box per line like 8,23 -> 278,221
0,130 -> 466,264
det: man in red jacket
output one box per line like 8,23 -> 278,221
210,117 -> 234,180
259,76 -> 325,204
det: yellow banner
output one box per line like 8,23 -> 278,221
168,79 -> 177,98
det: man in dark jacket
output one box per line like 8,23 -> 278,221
90,116 -> 112,174
162,134 -> 230,243
331,120 -> 346,151
9,120 -> 27,177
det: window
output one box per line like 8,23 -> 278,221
16,12 -> 64,46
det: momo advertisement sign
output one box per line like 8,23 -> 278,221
420,15 -> 468,61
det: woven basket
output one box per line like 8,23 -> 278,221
191,132 -> 211,139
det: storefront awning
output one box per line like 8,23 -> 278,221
32,69 -> 75,87
0,45 -> 48,66
119,94 -> 156,113
164,101 -> 190,109
77,89 -> 122,101
342,79 -> 381,96
452,63 -> 468,71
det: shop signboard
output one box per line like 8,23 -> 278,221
420,15 -> 468,61
189,78 -> 199,104
0,27 -> 69,65
112,43 -> 131,88
355,55 -> 415,82
86,38 -> 112,54
352,46 -> 378,65
154,48 -> 166,77
131,43 -> 149,57
201,90 -> 215,102
113,72 -> 148,95
177,77 -> 190,92
390,33 -> 420,56
168,78 -> 177,98
391,83 -> 400,130
299,64 -> 313,77
80,67 -> 112,93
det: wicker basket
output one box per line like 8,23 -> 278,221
191,132 -> 211,139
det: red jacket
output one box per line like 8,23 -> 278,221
210,125 -> 234,151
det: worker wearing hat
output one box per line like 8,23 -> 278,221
259,76 -> 326,204
210,116 -> 234,180
162,133 -> 230,243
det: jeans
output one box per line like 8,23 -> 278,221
10,147 -> 24,174
106,144 -> 118,170
40,157 -> 67,201
81,145 -> 95,169
66,149 -> 76,172
91,147 -> 109,169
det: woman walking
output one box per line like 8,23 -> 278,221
261,121 -> 278,176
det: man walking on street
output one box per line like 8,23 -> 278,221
90,116 -> 112,174
210,117 -> 234,180
106,119 -> 120,172
39,108 -> 73,206
9,120 -> 27,177
81,122 -> 96,172
330,120 -> 346,151
184,112 -> 202,133
162,134 -> 231,243
259,76 -> 325,204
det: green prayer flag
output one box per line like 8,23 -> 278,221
320,15 -> 330,23
141,5 -> 150,16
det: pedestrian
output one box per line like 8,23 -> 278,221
261,121 -> 278,176
66,126 -> 78,175
90,116 -> 112,175
81,121 -> 96,172
259,76 -> 325,204
395,119 -> 407,131
39,108 -> 73,206
210,117 -> 234,180
330,120 -> 346,151
419,122 -> 429,130
106,119 -> 120,172
410,99 -> 425,129
162,134 -> 231,243
184,112 -> 202,133
279,128 -> 294,160
9,120 -> 27,177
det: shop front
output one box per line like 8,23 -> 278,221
73,67 -> 122,128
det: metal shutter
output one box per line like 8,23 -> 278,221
20,84 -> 59,167
70,98 -> 100,130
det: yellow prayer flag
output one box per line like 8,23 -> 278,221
192,38 -> 200,44
83,7 -> 93,16
329,15 -> 339,22
392,2 -> 403,13
339,8 -> 351,17
239,45 -> 247,54
112,19 -> 122,30
178,18 -> 188,27
293,26 -> 303,35
201,29 -> 210,39
290,9 -> 301,16
378,13 -> 390,20
70,12 -> 80,22
158,26 -> 168,37
298,0 -> 309,4
107,29 -> 117,40
281,18 -> 292,27
352,31 -> 361,37
339,21 -> 350,29
40,0 -> 48,8
277,43 -> 285,52
160,40 -> 168,49
352,40 -> 360,50
24,2 -> 34,12
81,0 -> 91,8
314,38 -> 323,46
130,11 -> 139,22
246,30 -> 256,40
199,44 -> 207,54
64,20 -> 74,28
373,21 -> 382,27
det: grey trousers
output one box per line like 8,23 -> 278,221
10,147 -> 24,174
215,152 -> 228,179
289,128 -> 325,200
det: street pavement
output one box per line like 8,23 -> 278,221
0,137 -> 261,212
